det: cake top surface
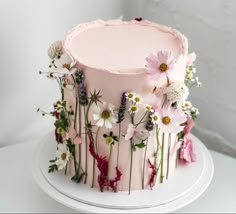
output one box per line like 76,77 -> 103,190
64,19 -> 188,73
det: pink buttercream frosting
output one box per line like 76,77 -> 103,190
63,19 -> 189,191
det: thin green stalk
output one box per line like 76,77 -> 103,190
166,134 -> 171,179
142,137 -> 149,189
107,145 -> 113,190
65,163 -> 68,175
84,106 -> 88,184
160,132 -> 165,183
95,127 -> 101,153
176,149 -> 179,169
117,123 -> 121,167
154,126 -> 160,185
135,112 -> 147,127
129,139 -> 134,195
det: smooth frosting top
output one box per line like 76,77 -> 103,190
64,19 -> 188,74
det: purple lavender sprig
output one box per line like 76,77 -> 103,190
79,82 -> 88,106
117,92 -> 127,123
145,113 -> 154,131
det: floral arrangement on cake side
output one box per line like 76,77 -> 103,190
38,38 -> 201,194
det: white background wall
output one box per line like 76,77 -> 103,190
0,0 -> 235,157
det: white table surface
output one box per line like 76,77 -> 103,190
0,141 -> 236,213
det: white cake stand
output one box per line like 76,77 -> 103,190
32,132 -> 214,213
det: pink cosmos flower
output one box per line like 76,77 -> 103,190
187,52 -> 197,66
184,116 -> 194,135
146,50 -> 176,82
157,107 -> 187,134
180,137 -> 196,163
125,124 -> 149,144
180,116 -> 196,163
53,53 -> 77,77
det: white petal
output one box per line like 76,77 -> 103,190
61,53 -> 72,64
105,119 -> 112,129
68,68 -> 77,76
93,113 -> 100,121
108,115 -> 117,123
55,150 -> 61,158
54,59 -> 63,68
96,119 -> 104,127
94,105 -> 102,114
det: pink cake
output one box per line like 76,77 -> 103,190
40,19 -> 201,194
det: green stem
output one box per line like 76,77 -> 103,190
160,133 -> 165,183
142,137 -> 149,189
65,162 -> 68,175
84,106 -> 88,184
135,112 -> 147,127
117,123 -> 121,167
95,127 -> 101,153
154,126 -> 160,185
108,145 -> 113,190
166,134 -> 171,180
129,139 -> 134,195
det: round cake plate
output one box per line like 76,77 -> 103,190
32,132 -> 214,213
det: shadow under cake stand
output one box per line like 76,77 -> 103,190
32,132 -> 214,213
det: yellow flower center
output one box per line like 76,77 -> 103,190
101,110 -> 110,119
128,94 -> 133,99
134,97 -> 140,103
146,106 -> 151,111
61,153 -> 67,161
153,115 -> 158,121
63,64 -> 70,70
159,63 -> 168,72
162,116 -> 171,125
131,106 -> 137,112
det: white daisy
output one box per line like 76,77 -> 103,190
132,95 -> 142,104
126,92 -> 135,101
182,101 -> 192,111
93,103 -> 117,129
150,111 -> 161,124
144,104 -> 153,112
55,144 -> 71,170
129,105 -> 139,114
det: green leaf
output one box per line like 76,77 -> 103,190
135,142 -> 146,149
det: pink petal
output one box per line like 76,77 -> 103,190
187,52 -> 197,66
74,136 -> 83,145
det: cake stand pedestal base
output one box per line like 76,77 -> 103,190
32,132 -> 214,213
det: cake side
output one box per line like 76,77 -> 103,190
39,19 -> 201,194
64,19 -> 189,191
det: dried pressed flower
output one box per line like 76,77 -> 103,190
79,83 -> 88,106
117,92 -> 127,123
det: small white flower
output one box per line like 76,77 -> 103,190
54,100 -> 65,113
93,103 -> 117,129
52,53 -> 77,77
192,107 -> 200,115
195,77 -> 202,87
151,112 -> 161,124
129,105 -> 139,113
55,144 -> 71,170
132,95 -> 142,104
166,81 -> 189,103
144,104 -> 153,112
57,127 -> 69,142
126,92 -> 135,101
48,41 -> 63,59
182,101 -> 192,111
